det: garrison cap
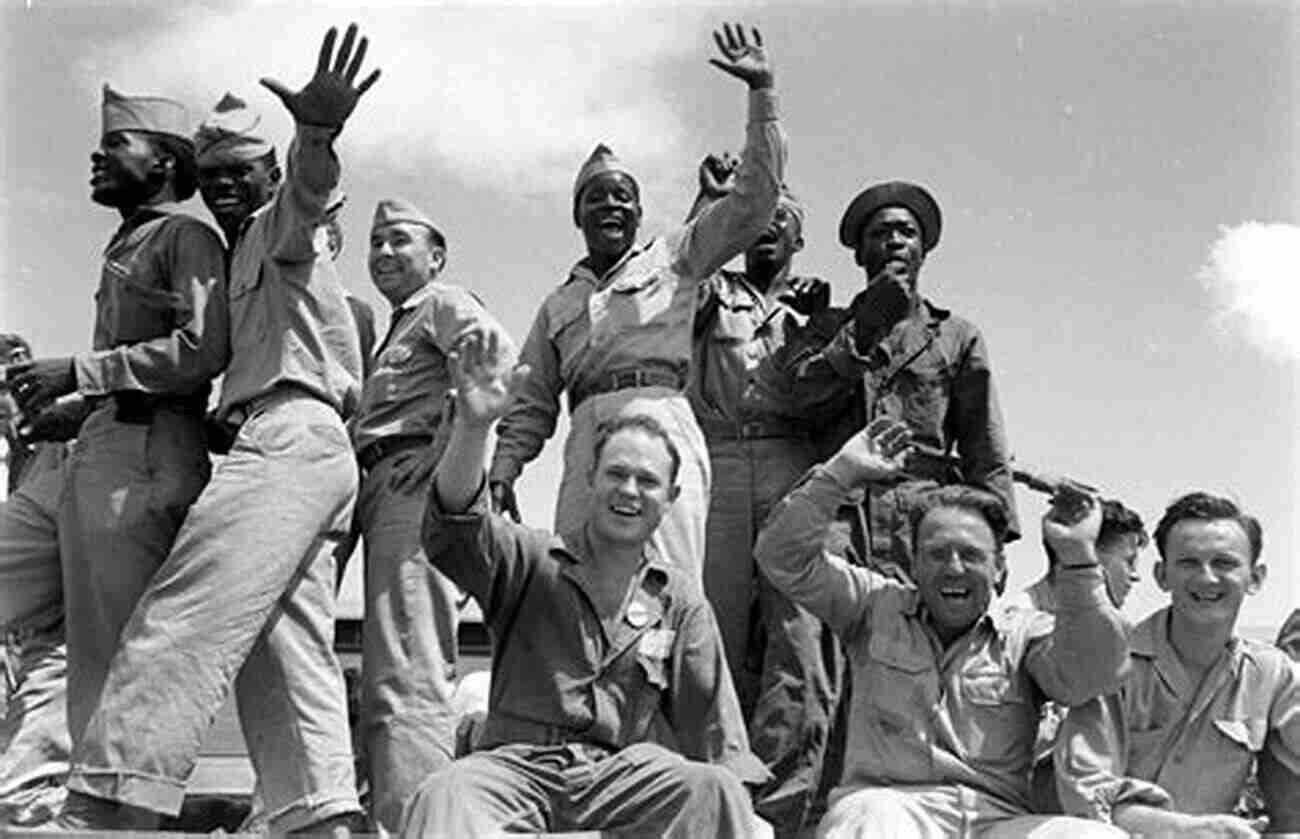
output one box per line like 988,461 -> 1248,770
194,92 -> 275,166
572,144 -> 638,225
778,185 -> 805,235
372,198 -> 445,246
101,84 -> 192,146
839,181 -> 942,253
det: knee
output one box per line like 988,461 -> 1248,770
817,787 -> 912,839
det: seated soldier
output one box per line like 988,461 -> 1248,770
755,418 -> 1129,838
1056,492 -> 1300,839
401,330 -> 771,837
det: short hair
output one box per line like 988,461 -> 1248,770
423,225 -> 447,252
590,414 -> 680,486
1043,498 -> 1149,569
150,134 -> 198,201
0,333 -> 33,362
908,484 -> 1009,553
1153,491 -> 1263,564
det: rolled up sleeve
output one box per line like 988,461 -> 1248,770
1024,564 -> 1127,705
1055,694 -> 1173,823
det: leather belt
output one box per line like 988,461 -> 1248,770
358,434 -> 433,472
479,714 -> 620,755
697,416 -> 810,440
569,366 -> 686,412
90,391 -> 208,424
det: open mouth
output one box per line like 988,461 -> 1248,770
610,502 -> 640,518
1189,591 -> 1225,605
938,586 -> 972,602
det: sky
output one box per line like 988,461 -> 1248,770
2,0 -> 1296,635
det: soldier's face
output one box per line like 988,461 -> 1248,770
913,506 -> 1004,640
577,173 -> 642,264
368,222 -> 443,306
90,130 -> 163,209
858,206 -> 924,289
587,429 -> 678,548
197,155 -> 279,233
1155,519 -> 1263,629
745,203 -> 803,271
1098,532 -> 1143,608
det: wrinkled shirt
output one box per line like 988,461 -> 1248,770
346,293 -> 378,381
1056,607 -> 1300,823
352,281 -> 512,454
794,299 -> 1019,542
74,204 -> 228,397
216,125 -> 363,420
489,88 -> 785,485
421,477 -> 768,784
754,467 -> 1127,809
689,268 -> 834,432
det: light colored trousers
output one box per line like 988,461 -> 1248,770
357,453 -> 459,830
65,394 -> 361,831
703,435 -> 838,838
556,387 -> 710,582
819,784 -> 1127,839
58,406 -> 210,746
0,444 -> 71,820
400,741 -> 757,838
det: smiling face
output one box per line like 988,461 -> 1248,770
913,505 -> 1005,642
197,153 -> 279,235
857,206 -> 925,290
576,172 -> 642,267
90,130 -> 166,209
587,427 -> 679,548
1156,518 -> 1264,629
368,222 -> 445,306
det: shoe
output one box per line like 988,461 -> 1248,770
55,789 -> 162,830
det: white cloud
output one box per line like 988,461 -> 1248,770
1198,222 -> 1300,363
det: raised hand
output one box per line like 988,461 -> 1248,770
709,23 -> 773,90
7,358 -> 75,415
260,22 -> 381,129
447,330 -> 528,429
781,275 -> 830,315
698,152 -> 740,199
831,416 -> 912,486
1042,483 -> 1103,567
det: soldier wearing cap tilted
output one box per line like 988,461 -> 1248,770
796,182 -> 1019,577
350,196 -> 513,829
7,84 -> 228,826
52,24 -> 379,831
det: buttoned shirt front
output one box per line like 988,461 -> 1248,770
794,299 -> 1019,542
351,281 -> 511,455
489,88 -> 785,486
421,479 -> 768,784
755,467 -> 1127,809
74,204 -> 228,398
1056,607 -> 1300,822
689,269 -> 832,433
216,125 -> 363,420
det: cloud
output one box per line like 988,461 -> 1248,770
70,4 -> 708,200
1198,222 -> 1300,362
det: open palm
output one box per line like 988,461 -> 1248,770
709,23 -> 773,89
260,22 -> 381,128
449,331 -> 528,428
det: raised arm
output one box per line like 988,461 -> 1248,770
672,24 -> 784,279
755,418 -> 912,637
258,23 -> 380,261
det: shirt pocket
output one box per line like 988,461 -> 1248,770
1213,717 -> 1267,752
104,258 -> 179,343
865,633 -> 932,725
960,666 -> 1035,766
890,351 -> 951,435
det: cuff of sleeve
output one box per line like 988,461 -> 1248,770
72,352 -> 112,396
723,748 -> 774,787
1098,778 -> 1173,824
807,465 -> 864,509
748,87 -> 780,122
1053,564 -> 1109,609
428,470 -> 491,520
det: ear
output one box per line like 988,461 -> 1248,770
1247,561 -> 1267,595
429,247 -> 447,276
665,482 -> 681,506
792,233 -> 805,252
268,164 -> 283,186
854,245 -> 866,268
994,552 -> 1008,596
1153,559 -> 1169,592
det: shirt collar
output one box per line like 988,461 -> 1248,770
395,280 -> 441,313
107,201 -> 182,251
567,239 -> 651,288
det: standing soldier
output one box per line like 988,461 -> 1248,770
351,197 -> 513,829
51,25 -> 378,831
8,85 -> 228,828
688,172 -> 839,836
488,23 -> 785,582
797,182 -> 1019,577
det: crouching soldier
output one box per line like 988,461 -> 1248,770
401,330 -> 771,838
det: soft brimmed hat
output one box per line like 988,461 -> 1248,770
839,181 -> 942,253
372,198 -> 444,245
101,84 -> 192,146
572,144 -> 638,225
778,185 -> 805,235
194,92 -> 274,166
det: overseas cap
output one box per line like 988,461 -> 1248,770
778,184 -> 805,235
839,181 -> 942,253
572,144 -> 638,225
372,198 -> 444,245
194,92 -> 275,166
101,84 -> 192,145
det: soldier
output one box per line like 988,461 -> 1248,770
350,196 -> 513,828
756,419 -> 1129,838
402,330 -> 770,837
688,171 -> 839,835
8,84 -> 228,830
1056,492 -> 1300,838
796,182 -> 1019,578
488,23 -> 785,582
52,25 -> 378,831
